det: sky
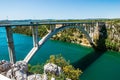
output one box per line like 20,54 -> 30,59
0,0 -> 120,20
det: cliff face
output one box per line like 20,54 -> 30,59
105,22 -> 120,52
93,22 -> 107,51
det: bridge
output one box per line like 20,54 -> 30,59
0,20 -> 106,63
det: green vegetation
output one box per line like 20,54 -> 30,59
28,64 -> 44,74
13,19 -> 120,52
28,54 -> 82,80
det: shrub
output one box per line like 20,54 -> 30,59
46,54 -> 82,80
28,64 -> 44,74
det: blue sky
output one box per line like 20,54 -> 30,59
0,0 -> 120,20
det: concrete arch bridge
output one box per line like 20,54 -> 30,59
0,20 -> 106,63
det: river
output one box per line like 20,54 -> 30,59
0,27 -> 120,80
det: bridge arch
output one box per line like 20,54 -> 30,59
24,25 -> 95,63
40,25 -> 94,46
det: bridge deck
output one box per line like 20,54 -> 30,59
0,20 -> 95,27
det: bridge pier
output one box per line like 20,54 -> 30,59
32,26 -> 38,47
84,24 -> 87,31
50,25 -> 55,32
23,26 -> 39,63
5,27 -> 16,63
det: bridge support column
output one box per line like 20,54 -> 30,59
50,25 -> 55,32
84,25 -> 87,31
24,26 -> 38,63
32,26 -> 38,47
6,27 -> 16,63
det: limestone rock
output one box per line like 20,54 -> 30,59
0,60 -> 11,73
6,69 -> 13,79
15,61 -> 28,72
44,63 -> 62,76
66,78 -> 72,80
27,74 -> 48,80
6,61 -> 28,80
28,74 -> 42,80
42,73 -> 48,80
14,70 -> 27,80
51,77 -> 55,80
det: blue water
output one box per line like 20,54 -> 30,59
0,27 -> 120,80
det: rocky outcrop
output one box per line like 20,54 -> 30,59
0,60 -> 71,80
6,61 -> 28,80
28,74 -> 42,80
27,74 -> 48,80
44,63 -> 62,76
0,60 -> 12,75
